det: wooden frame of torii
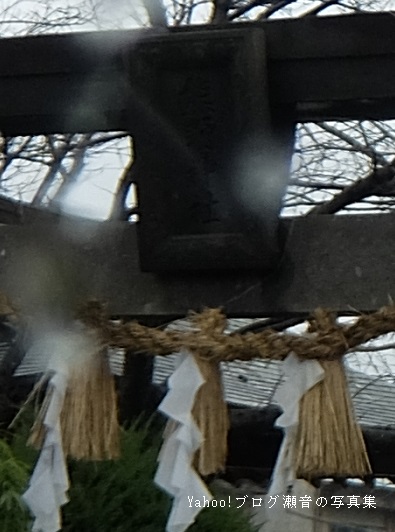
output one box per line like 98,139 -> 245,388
0,12 -> 394,319
0,14 -> 395,319
1,11 -> 395,482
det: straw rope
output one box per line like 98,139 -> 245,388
5,293 -> 392,476
1,291 -> 394,361
78,303 -> 395,362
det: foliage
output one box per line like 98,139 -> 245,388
8,418 -> 256,531
61,421 -> 256,532
0,439 -> 30,531
61,421 -> 170,532
188,498 -> 258,532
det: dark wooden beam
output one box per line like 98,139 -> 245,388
0,213 -> 393,318
0,12 -> 395,136
264,11 -> 395,121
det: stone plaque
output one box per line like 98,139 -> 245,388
127,27 -> 293,271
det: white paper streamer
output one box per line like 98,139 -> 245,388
155,350 -> 213,532
269,352 -> 325,496
22,371 -> 69,532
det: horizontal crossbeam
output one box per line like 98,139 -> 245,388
0,213 -> 393,319
0,12 -> 394,136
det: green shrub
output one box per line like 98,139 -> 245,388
9,417 -> 256,532
0,439 -> 30,531
62,421 -> 256,532
61,421 -> 171,532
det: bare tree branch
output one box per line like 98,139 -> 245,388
228,0 -> 264,21
111,138 -> 134,221
142,0 -> 168,27
317,122 -> 387,165
302,0 -> 341,17
307,159 -> 395,215
257,0 -> 297,19
212,0 -> 232,23
30,136 -> 71,206
49,134 -> 93,208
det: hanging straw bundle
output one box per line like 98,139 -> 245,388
294,357 -> 371,480
192,356 -> 229,476
29,339 -> 120,461
60,349 -> 120,460
294,308 -> 372,480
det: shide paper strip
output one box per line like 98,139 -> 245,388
20,323 -> 98,532
22,371 -> 69,532
155,350 -> 213,532
269,352 -> 325,496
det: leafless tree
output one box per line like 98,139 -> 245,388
0,0 -> 394,222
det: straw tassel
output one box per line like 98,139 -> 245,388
295,359 -> 371,480
30,349 -> 120,461
192,356 -> 229,476
60,349 -> 120,460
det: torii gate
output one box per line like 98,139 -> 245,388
0,11 -> 394,320
0,12 -> 395,484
